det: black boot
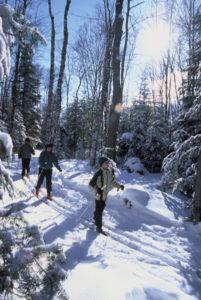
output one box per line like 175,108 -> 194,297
96,227 -> 107,236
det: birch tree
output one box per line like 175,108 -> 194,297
50,0 -> 71,142
90,0 -> 114,165
41,0 -> 55,144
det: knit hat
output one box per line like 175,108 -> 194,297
25,137 -> 30,142
45,143 -> 53,149
99,156 -> 109,166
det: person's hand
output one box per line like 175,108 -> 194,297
96,187 -> 102,194
120,185 -> 124,190
58,167 -> 62,172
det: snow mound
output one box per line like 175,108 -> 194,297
122,188 -> 149,207
124,157 -> 144,174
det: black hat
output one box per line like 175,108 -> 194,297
25,137 -> 30,142
99,156 -> 109,165
45,143 -> 53,148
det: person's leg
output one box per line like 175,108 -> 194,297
36,168 -> 45,191
25,158 -> 31,176
24,158 -> 30,175
94,200 -> 106,229
21,159 -> 26,177
46,169 -> 52,196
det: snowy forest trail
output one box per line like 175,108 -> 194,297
2,151 -> 201,300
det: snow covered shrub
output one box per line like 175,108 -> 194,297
117,132 -> 133,158
0,132 -> 14,199
0,207 -> 68,299
124,157 -> 144,174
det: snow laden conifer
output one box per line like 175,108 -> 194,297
19,46 -> 42,145
0,4 -> 68,299
0,3 -> 45,196
144,104 -> 170,172
161,9 -> 201,197
11,108 -> 26,150
0,206 -> 68,299
119,100 -> 170,172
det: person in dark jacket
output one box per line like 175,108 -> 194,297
18,137 -> 35,179
35,144 -> 62,200
89,156 -> 124,234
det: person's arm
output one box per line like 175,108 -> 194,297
52,154 -> 62,171
39,151 -> 45,167
89,169 -> 102,193
111,169 -> 124,190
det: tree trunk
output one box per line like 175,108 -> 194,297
90,0 -> 113,166
10,44 -> 21,134
50,0 -> 71,141
106,0 -> 124,160
121,0 -> 130,89
193,152 -> 201,222
41,0 -> 55,143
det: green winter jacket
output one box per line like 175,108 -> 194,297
39,150 -> 61,171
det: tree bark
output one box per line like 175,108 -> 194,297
90,0 -> 113,166
50,0 -> 71,141
121,0 -> 130,89
41,0 -> 56,143
106,0 -> 124,160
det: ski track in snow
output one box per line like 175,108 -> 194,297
2,151 -> 201,300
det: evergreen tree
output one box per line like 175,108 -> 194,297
162,9 -> 201,196
144,105 -> 170,172
61,98 -> 88,158
19,46 -> 42,144
11,108 -> 26,150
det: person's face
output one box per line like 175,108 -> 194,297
47,147 -> 53,152
101,161 -> 110,169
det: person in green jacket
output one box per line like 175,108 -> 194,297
35,144 -> 62,200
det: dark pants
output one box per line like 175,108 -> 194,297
22,158 -> 31,177
36,168 -> 52,194
94,200 -> 106,229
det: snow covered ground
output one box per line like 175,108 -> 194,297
2,150 -> 201,300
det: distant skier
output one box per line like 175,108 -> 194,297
35,144 -> 62,200
18,137 -> 35,179
89,156 -> 124,234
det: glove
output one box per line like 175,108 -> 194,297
58,167 -> 62,172
120,185 -> 124,190
96,187 -> 102,194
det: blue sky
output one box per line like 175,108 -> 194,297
32,0 -> 172,101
